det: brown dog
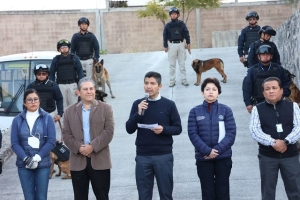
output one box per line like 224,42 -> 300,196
92,59 -> 115,98
191,58 -> 227,86
49,141 -> 71,179
285,70 -> 300,106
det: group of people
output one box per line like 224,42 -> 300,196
10,17 -> 109,200
239,11 -> 300,200
7,8 -> 300,200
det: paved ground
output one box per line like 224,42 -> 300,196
0,46 -> 290,199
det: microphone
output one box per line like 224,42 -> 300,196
141,93 -> 149,116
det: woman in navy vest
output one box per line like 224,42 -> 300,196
188,78 -> 237,200
11,89 -> 56,200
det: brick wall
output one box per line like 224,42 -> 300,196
0,2 -> 297,56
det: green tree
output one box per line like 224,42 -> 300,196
137,0 -> 169,26
172,0 -> 221,23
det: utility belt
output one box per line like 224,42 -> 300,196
169,40 -> 183,43
57,79 -> 76,84
79,55 -> 93,60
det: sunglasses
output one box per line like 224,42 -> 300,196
36,72 -> 48,76
60,46 -> 69,49
35,64 -> 48,70
25,98 -> 40,104
58,39 -> 70,44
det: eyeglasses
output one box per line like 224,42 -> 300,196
60,46 -> 69,49
248,18 -> 256,21
58,39 -> 70,44
36,72 -> 48,76
35,64 -> 48,70
25,98 -> 40,104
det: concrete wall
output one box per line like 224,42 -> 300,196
272,9 -> 300,88
0,1 -> 297,56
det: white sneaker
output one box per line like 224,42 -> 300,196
182,82 -> 189,86
169,83 -> 175,87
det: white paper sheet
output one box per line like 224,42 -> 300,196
137,123 -> 158,129
218,121 -> 226,143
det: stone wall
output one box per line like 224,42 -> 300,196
0,2 -> 297,56
272,9 -> 300,88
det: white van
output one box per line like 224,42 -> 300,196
0,51 -> 59,133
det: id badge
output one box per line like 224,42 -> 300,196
28,136 -> 40,148
276,124 -> 283,133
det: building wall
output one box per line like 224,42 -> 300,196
0,2 -> 297,56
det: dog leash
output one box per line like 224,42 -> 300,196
57,119 -> 63,142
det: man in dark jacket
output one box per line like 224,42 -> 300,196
163,7 -> 190,87
242,45 -> 290,113
50,39 -> 84,109
126,71 -> 182,200
237,11 -> 260,68
248,25 -> 281,67
71,17 -> 100,79
249,77 -> 300,200
27,64 -> 63,121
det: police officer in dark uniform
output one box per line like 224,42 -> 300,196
27,64 -> 63,122
248,26 -> 281,67
237,11 -> 260,68
49,39 -> 84,109
242,45 -> 290,113
71,17 -> 100,79
163,7 -> 190,87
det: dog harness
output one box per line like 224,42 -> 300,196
51,142 -> 70,164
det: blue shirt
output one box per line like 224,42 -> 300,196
82,104 -> 91,144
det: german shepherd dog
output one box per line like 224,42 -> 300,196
285,70 -> 300,106
92,59 -> 115,98
50,141 -> 71,179
191,58 -> 227,86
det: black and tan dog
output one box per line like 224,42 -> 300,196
285,70 -> 300,106
50,140 -> 71,179
191,58 -> 227,86
92,59 -> 115,98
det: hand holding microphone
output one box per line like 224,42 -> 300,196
139,93 -> 149,116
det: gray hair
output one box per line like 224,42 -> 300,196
77,77 -> 96,90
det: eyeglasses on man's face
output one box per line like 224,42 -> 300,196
248,18 -> 256,21
36,72 -> 48,76
25,98 -> 40,104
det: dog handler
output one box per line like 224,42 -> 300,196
237,11 -> 260,68
11,89 -> 56,200
247,25 -> 280,67
242,45 -> 290,114
50,39 -> 84,109
27,64 -> 63,122
163,7 -> 190,87
71,17 -> 100,79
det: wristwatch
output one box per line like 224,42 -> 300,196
284,139 -> 290,146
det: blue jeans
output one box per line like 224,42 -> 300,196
18,167 -> 50,200
135,154 -> 174,200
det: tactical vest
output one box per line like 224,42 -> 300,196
252,65 -> 278,100
30,81 -> 56,113
75,33 -> 93,58
244,26 -> 260,52
51,142 -> 70,164
168,21 -> 184,41
55,54 -> 77,82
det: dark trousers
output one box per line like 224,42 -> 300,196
196,157 -> 232,200
71,157 -> 110,200
135,154 -> 174,200
258,154 -> 300,200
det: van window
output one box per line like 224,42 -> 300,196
0,60 -> 52,115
